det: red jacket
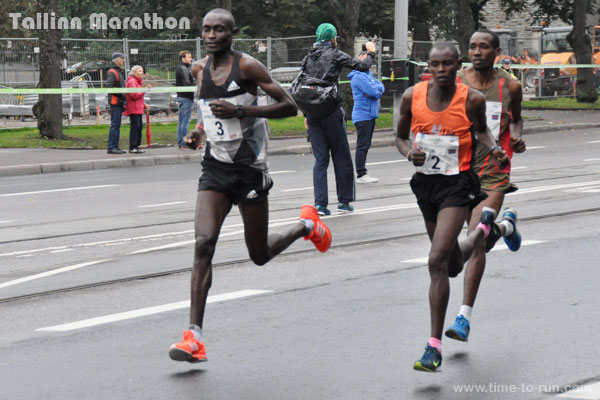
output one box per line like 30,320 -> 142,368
123,75 -> 146,115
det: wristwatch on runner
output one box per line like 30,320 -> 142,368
489,145 -> 502,156
235,105 -> 245,119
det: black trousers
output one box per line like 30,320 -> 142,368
129,114 -> 143,150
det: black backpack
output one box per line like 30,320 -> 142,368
289,73 -> 339,118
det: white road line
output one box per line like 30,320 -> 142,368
37,290 -> 273,332
0,220 -> 18,224
511,166 -> 528,170
366,160 -> 408,166
0,260 -> 108,289
585,140 -> 600,144
584,158 -> 600,162
270,170 -> 295,174
138,201 -> 187,208
557,381 -> 600,399
508,180 -> 600,195
402,240 -> 546,263
525,146 -> 547,150
49,249 -> 74,254
0,185 -> 119,197
282,186 -> 313,192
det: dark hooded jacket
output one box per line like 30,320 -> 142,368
301,42 -> 375,86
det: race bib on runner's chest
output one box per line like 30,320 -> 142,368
415,133 -> 460,175
199,99 -> 242,142
486,101 -> 502,141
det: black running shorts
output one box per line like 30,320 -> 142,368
410,170 -> 487,222
198,158 -> 273,205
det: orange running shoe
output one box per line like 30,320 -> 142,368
169,330 -> 207,363
300,204 -> 332,253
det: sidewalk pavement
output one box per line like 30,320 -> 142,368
1,109 -> 599,177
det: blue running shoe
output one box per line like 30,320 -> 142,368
413,344 -> 442,372
337,203 -> 354,213
445,315 -> 470,342
315,205 -> 331,216
479,206 -> 497,225
502,208 -> 521,251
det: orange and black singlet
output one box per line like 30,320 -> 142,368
410,81 -> 474,175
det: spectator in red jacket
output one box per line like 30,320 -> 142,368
123,65 -> 149,153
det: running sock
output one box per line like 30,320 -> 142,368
459,305 -> 473,322
500,220 -> 514,237
189,324 -> 203,342
428,337 -> 442,353
476,222 -> 491,238
300,219 -> 315,236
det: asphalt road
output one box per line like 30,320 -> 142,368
1,126 -> 599,400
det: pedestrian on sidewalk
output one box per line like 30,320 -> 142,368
295,22 -> 377,215
106,52 -> 126,154
176,50 -> 195,149
123,65 -> 149,153
348,51 -> 385,183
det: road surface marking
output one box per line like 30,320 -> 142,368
557,381 -> 600,399
511,166 -> 528,170
525,146 -> 547,150
0,260 -> 108,289
508,180 -> 600,195
584,158 -> 600,162
49,248 -> 74,254
282,186 -> 314,192
366,160 -> 408,166
0,185 -> 119,197
270,170 -> 295,174
37,290 -> 272,332
402,240 -> 546,263
585,140 -> 600,144
138,201 -> 186,208
0,220 -> 18,224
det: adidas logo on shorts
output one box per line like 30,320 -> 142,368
246,190 -> 258,199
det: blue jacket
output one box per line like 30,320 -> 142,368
348,70 -> 385,124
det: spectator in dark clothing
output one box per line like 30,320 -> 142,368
176,50 -> 195,148
348,51 -> 385,183
106,51 -> 127,154
301,23 -> 377,215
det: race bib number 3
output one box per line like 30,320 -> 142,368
199,100 -> 242,142
486,101 -> 502,141
415,133 -> 460,175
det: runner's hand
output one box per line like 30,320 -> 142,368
492,148 -> 509,168
208,100 -> 235,119
408,148 -> 426,166
184,126 -> 204,149
510,136 -> 526,153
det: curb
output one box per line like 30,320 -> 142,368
1,122 -> 599,177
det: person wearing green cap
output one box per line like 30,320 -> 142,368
299,23 -> 377,215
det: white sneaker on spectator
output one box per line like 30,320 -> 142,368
357,174 -> 378,183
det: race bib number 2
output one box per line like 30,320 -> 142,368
414,133 -> 460,175
199,100 -> 242,142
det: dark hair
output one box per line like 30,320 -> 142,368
204,8 -> 236,30
429,42 -> 459,60
179,50 -> 191,61
473,29 -> 500,49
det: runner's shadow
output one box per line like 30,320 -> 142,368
414,384 -> 442,398
169,369 -> 207,380
447,351 -> 469,364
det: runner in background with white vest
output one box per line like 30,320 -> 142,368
396,42 -> 510,372
168,8 -> 332,364
445,29 -> 527,344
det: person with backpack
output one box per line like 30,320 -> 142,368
294,23 -> 376,215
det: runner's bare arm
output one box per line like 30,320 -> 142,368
468,89 -> 508,166
508,77 -> 526,153
184,58 -> 209,146
208,54 -> 297,119
395,87 -> 424,166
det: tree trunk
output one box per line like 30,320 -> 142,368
218,0 -> 232,11
32,0 -> 64,139
568,0 -> 598,103
454,0 -> 475,61
410,0 -> 432,61
189,0 -> 203,32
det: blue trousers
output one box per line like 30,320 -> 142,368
108,105 -> 123,150
307,106 -> 355,206
354,118 -> 376,178
176,97 -> 193,147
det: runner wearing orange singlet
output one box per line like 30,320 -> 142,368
395,42 -> 509,372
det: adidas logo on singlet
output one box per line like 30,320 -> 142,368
227,81 -> 240,92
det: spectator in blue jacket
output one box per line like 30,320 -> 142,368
348,52 -> 385,183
